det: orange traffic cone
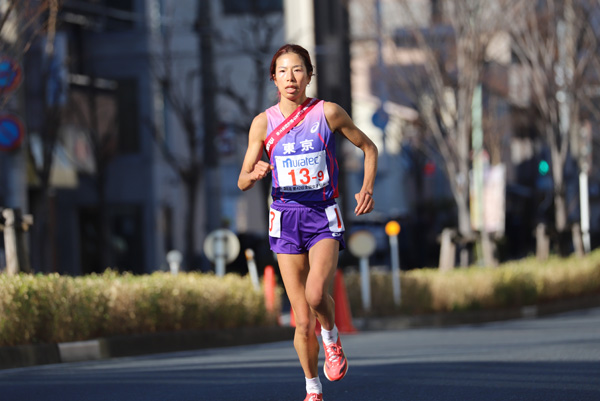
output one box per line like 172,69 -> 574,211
289,269 -> 357,334
332,269 -> 358,333
264,265 -> 280,325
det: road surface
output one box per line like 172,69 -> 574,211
0,308 -> 599,400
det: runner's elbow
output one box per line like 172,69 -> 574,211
238,174 -> 254,191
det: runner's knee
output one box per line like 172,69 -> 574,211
305,286 -> 326,310
294,314 -> 313,338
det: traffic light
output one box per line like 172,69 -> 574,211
424,161 -> 436,176
538,160 -> 549,176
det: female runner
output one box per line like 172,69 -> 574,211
238,44 -> 378,401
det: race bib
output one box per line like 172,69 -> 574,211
274,150 -> 329,192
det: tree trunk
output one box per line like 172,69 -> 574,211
571,222 -> 584,257
439,228 -> 456,271
184,178 -> 198,271
536,222 -> 550,260
481,230 -> 497,267
456,193 -> 472,267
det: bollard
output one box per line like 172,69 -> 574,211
2,208 -> 33,274
245,249 -> 260,291
166,250 -> 182,275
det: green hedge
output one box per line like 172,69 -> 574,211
2,251 -> 599,347
345,250 -> 600,317
0,271 -> 280,347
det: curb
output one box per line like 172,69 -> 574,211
0,325 -> 295,370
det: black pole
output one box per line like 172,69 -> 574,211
197,0 -> 220,234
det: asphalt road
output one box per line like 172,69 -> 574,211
0,308 -> 599,401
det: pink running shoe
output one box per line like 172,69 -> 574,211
304,393 -> 323,401
323,337 -> 348,381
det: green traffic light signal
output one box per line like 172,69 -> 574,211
538,160 -> 549,176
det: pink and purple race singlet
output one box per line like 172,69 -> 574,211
265,100 -> 346,253
266,99 -> 339,203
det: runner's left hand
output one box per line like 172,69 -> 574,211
354,191 -> 374,216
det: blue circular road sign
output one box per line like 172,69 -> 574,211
372,106 -> 389,130
0,57 -> 23,93
0,114 -> 25,151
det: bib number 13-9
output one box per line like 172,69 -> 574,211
275,150 -> 329,192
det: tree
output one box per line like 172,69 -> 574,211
213,8 -> 283,223
0,0 -> 54,107
148,19 -> 204,271
148,3 -> 282,270
378,0 -> 511,265
2,0 -> 66,273
507,0 -> 600,255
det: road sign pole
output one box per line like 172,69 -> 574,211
215,233 -> 226,277
203,229 -> 240,277
348,230 -> 377,314
389,234 -> 401,306
385,221 -> 402,306
359,257 -> 371,312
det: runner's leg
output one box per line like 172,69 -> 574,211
306,238 -> 339,330
278,253 -> 320,379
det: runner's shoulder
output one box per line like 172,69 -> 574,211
249,112 -> 268,141
323,101 -> 350,131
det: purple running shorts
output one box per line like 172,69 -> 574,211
268,200 -> 346,254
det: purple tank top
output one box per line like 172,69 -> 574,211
266,100 -> 339,202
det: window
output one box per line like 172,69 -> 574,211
79,204 -> 144,274
60,0 -> 136,31
63,76 -> 139,160
222,0 -> 282,15
110,204 -> 144,274
116,79 -> 140,153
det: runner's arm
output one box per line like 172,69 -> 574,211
324,102 -> 378,216
238,113 -> 273,191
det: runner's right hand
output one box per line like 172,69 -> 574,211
251,161 -> 274,182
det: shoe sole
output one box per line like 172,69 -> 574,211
324,359 -> 348,382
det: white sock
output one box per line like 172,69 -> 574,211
321,325 -> 338,346
305,376 -> 322,394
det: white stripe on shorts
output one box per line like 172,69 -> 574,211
268,207 -> 281,238
325,204 -> 345,233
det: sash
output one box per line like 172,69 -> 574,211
264,97 -> 320,159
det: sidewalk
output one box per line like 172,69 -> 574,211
1,294 -> 599,370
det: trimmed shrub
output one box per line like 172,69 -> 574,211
0,271 -> 280,347
345,250 -> 600,317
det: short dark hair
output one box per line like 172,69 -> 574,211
269,44 -> 314,81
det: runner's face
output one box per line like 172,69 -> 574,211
273,53 -> 311,101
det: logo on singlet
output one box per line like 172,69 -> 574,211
310,122 -> 320,133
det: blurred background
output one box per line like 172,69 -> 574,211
0,0 -> 599,276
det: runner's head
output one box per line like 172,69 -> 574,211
270,44 -> 314,81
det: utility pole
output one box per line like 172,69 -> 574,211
197,0 -> 221,234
